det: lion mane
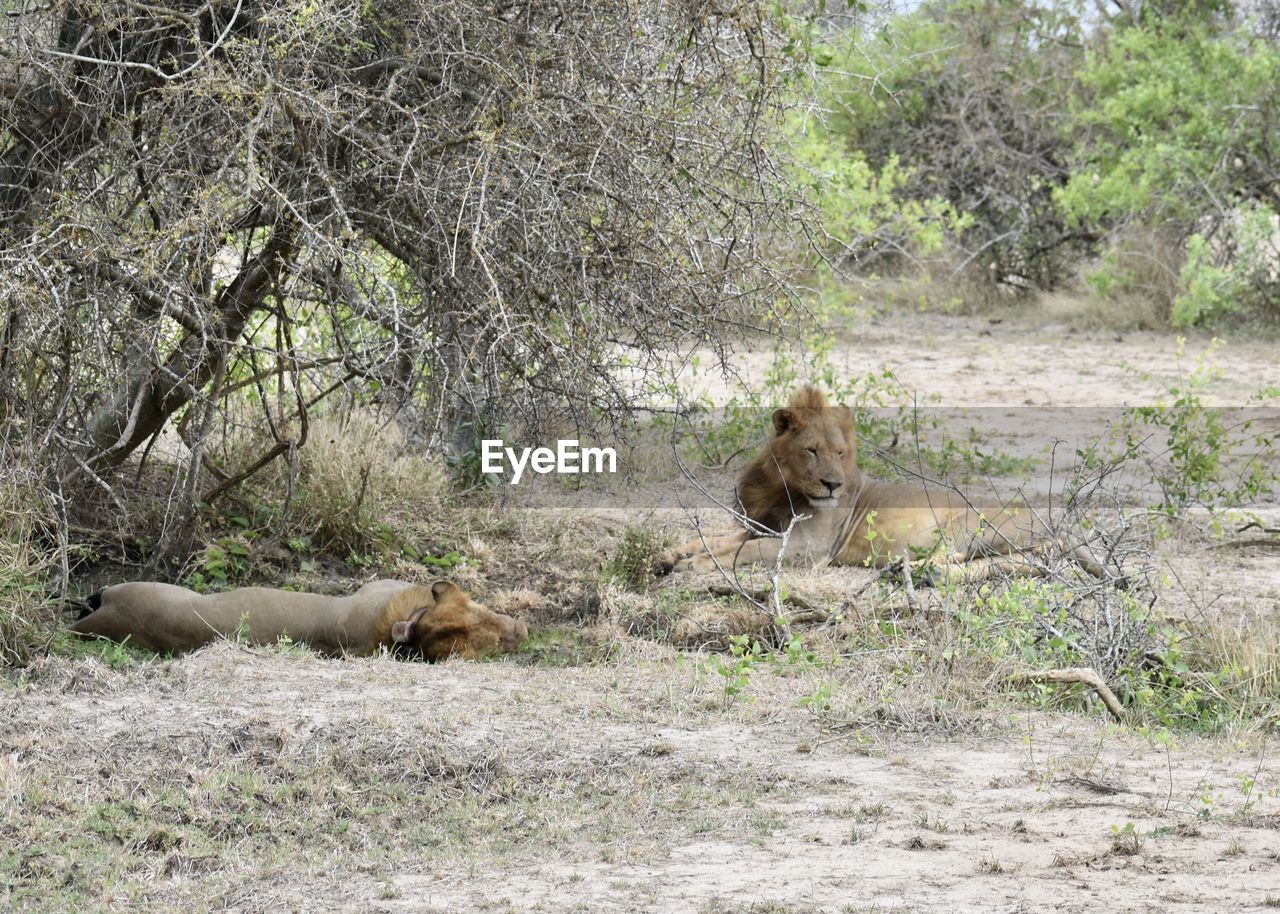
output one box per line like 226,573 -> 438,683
737,385 -> 859,538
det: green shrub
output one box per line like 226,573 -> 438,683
1086,344 -> 1278,521
813,0 -> 1085,289
960,578 -> 1253,731
1061,16 -> 1280,323
605,526 -> 670,592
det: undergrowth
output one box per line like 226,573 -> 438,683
180,414 -> 470,591
674,572 -> 1278,735
45,630 -> 159,668
663,346 -> 1280,734
1088,340 -> 1279,527
0,459 -> 59,665
604,526 -> 671,592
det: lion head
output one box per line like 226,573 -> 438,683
382,581 -> 529,661
737,386 -> 859,532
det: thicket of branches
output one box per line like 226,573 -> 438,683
825,0 -> 1087,289
0,0 -> 816,532
813,0 -> 1280,320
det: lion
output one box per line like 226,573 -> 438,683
71,579 -> 529,660
662,386 -> 1102,579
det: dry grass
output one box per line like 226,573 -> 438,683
1035,288 -> 1167,332
1072,224 -> 1184,328
0,457 -> 60,664
848,251 -> 1016,318
0,643 -> 810,912
5,640 -> 1277,913
220,413 -> 451,558
1185,615 -> 1280,729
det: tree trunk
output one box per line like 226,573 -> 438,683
81,224 -> 295,473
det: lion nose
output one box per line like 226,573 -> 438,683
821,479 -> 841,495
505,620 -> 529,649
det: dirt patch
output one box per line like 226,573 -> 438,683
4,645 -> 1278,913
678,312 -> 1280,408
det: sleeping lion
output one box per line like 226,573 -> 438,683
71,579 -> 528,660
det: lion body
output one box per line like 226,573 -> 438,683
71,579 -> 528,660
669,386 -> 1094,576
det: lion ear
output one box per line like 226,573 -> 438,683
772,408 -> 799,436
431,580 -> 459,602
391,620 -> 416,643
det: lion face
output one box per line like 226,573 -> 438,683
769,400 -> 858,510
391,581 -> 529,661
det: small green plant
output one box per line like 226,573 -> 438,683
49,630 -> 158,668
799,680 -> 835,715
511,625 -> 615,667
768,631 -> 836,713
285,534 -> 312,554
398,536 -> 466,571
703,634 -> 764,705
1236,770 -> 1260,815
264,632 -> 313,656
186,535 -> 253,591
919,429 -> 1038,481
1108,821 -> 1142,857
605,526 -> 670,591
774,632 -> 822,671
420,550 -> 465,570
1096,343 -> 1278,523
447,419 -> 504,491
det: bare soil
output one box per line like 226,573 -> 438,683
6,644 -> 1279,913
4,313 -> 1279,913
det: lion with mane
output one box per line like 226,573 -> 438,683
664,386 -> 1101,579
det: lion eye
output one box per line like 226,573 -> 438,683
807,447 -> 818,456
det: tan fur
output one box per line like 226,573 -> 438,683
666,386 -> 1100,578
71,579 -> 528,660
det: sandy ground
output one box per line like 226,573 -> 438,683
5,646 -> 1279,913
4,313 -> 1279,912
682,312 -> 1280,408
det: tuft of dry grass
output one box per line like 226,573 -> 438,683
0,457 -> 60,665
1035,288 -> 1166,331
1072,224 -> 1183,327
282,414 -> 449,556
207,411 -> 452,563
1184,615 -> 1280,729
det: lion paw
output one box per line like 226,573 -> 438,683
652,555 -> 677,578
653,545 -> 697,577
670,554 -> 718,574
